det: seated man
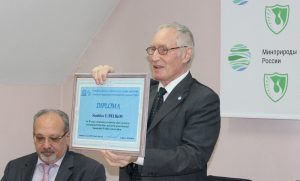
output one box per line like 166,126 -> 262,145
1,109 -> 106,181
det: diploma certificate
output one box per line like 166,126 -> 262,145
71,73 -> 149,156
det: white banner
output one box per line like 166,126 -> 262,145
221,0 -> 300,120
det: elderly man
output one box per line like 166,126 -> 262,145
1,109 -> 106,181
92,22 -> 220,181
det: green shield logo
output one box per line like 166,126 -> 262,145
265,4 -> 289,34
264,73 -> 288,102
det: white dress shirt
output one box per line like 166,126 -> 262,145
31,154 -> 65,181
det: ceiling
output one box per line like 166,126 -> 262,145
0,0 -> 120,85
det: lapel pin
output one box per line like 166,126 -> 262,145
178,96 -> 182,100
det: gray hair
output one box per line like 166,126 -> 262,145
33,109 -> 69,133
157,22 -> 195,62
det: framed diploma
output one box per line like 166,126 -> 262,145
71,73 -> 150,156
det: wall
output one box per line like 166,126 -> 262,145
0,85 -> 62,175
62,0 -> 300,180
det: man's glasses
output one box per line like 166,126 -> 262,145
33,131 -> 68,144
146,46 -> 188,55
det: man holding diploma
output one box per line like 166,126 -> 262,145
92,22 -> 220,181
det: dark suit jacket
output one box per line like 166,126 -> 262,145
120,73 -> 220,181
1,151 -> 106,181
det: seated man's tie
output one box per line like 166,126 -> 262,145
42,163 -> 55,181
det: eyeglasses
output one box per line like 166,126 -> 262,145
146,46 -> 188,55
33,131 -> 68,144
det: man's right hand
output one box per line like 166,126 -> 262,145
91,65 -> 114,85
99,150 -> 138,167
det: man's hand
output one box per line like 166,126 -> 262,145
100,150 -> 138,167
91,65 -> 114,85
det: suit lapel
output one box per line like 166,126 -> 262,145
22,153 -> 38,181
55,151 -> 73,181
148,79 -> 160,111
148,85 -> 158,113
147,73 -> 193,132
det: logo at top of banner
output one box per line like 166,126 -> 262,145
265,4 -> 290,35
228,44 -> 251,71
264,72 -> 288,102
232,0 -> 248,5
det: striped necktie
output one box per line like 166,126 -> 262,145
41,163 -> 55,181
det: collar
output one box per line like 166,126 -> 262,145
158,70 -> 189,94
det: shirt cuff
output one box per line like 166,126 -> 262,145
134,157 -> 144,165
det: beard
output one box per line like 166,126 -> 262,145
39,148 -> 57,164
